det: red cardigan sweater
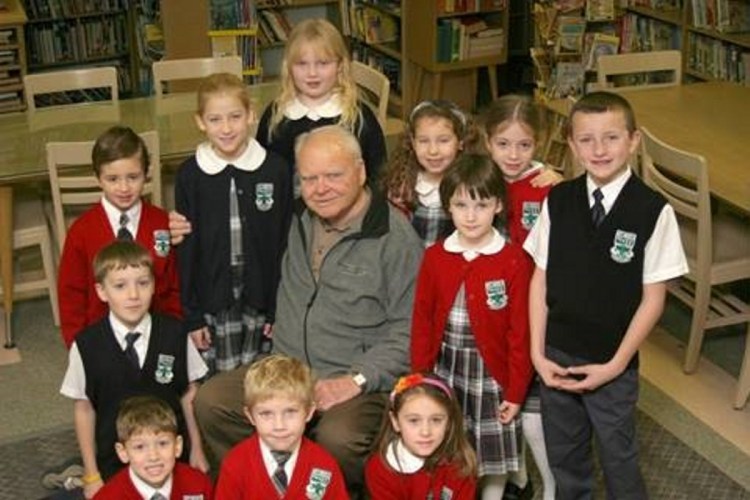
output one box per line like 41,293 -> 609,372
505,165 -> 551,246
215,434 -> 349,500
365,452 -> 476,500
94,462 -> 213,499
58,201 -> 182,348
411,240 -> 533,404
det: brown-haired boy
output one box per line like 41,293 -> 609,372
94,395 -> 213,499
60,241 -> 209,498
58,125 -> 181,349
215,354 -> 348,499
524,91 -> 687,498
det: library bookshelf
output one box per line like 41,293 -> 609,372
0,0 -> 27,113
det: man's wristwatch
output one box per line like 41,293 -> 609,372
352,372 -> 367,390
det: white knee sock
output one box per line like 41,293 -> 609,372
522,412 -> 556,500
480,474 -> 507,500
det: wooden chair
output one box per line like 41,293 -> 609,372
46,131 -> 162,250
23,67 -> 119,112
640,126 -> 750,409
152,56 -> 243,98
351,61 -> 406,145
596,50 -> 682,92
0,189 -> 59,327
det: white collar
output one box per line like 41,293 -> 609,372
415,172 -> 442,208
506,160 -> 546,184
259,437 -> 301,482
129,465 -> 172,499
101,196 -> 142,235
444,228 -> 505,261
283,94 -> 343,121
586,167 -> 632,214
385,439 -> 425,474
109,312 -> 151,350
195,138 -> 266,175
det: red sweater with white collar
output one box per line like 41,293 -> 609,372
411,241 -> 533,404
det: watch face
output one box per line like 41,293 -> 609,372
353,373 -> 366,387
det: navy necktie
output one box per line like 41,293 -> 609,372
591,188 -> 605,227
271,450 -> 292,494
118,212 -> 133,241
124,332 -> 141,370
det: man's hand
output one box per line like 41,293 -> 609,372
189,327 -> 211,351
531,168 -> 564,188
169,210 -> 192,245
314,376 -> 362,411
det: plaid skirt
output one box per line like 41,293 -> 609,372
435,285 -> 523,477
411,201 -> 454,248
203,304 -> 266,375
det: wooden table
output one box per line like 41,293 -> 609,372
547,81 -> 750,214
0,82 -> 279,347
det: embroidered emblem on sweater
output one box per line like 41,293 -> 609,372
153,230 -> 171,257
485,280 -> 508,310
521,201 -> 541,229
306,468 -> 332,499
255,183 -> 274,211
610,230 -> 636,264
440,486 -> 455,499
155,354 -> 175,384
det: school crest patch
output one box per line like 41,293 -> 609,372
255,183 -> 274,211
610,229 -> 636,264
440,486 -> 455,499
485,280 -> 508,310
153,230 -> 170,257
521,201 -> 541,229
306,468 -> 332,500
155,354 -> 175,384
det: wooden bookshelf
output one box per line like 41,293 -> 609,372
0,0 -> 28,113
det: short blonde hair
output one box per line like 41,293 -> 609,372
93,240 -> 153,284
244,354 -> 314,410
197,72 -> 251,116
116,395 -> 177,443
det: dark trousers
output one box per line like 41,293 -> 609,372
194,364 -> 387,494
540,346 -> 647,500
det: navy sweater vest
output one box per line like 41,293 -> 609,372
546,174 -> 665,365
77,314 -> 188,478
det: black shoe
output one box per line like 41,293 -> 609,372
503,480 -> 534,500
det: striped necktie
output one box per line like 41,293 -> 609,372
591,188 -> 606,228
271,450 -> 292,495
118,212 -> 134,241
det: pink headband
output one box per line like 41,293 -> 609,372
390,374 -> 453,403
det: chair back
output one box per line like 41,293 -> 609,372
24,67 -> 119,112
596,50 -> 682,91
152,56 -> 243,98
640,126 -> 711,278
46,130 -> 161,249
351,61 -> 389,127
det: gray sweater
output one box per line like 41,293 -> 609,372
273,192 -> 423,392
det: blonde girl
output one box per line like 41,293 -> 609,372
380,100 -> 480,247
256,18 -> 386,181
366,373 -> 477,500
411,154 -> 533,499
174,73 -> 292,374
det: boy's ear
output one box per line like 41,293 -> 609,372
305,404 -> 315,423
194,113 -> 206,133
115,442 -> 130,464
174,434 -> 184,459
246,109 -> 257,127
243,406 -> 255,427
94,283 -> 109,304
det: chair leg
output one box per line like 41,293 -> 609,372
40,232 -> 60,327
683,282 -> 711,373
734,323 -> 750,410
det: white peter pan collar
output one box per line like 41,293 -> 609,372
385,439 -> 425,474
195,139 -> 266,175
415,172 -> 442,208
283,94 -> 343,121
444,228 -> 505,261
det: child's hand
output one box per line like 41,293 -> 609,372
168,210 -> 192,245
534,355 -> 571,389
561,362 -> 621,392
189,327 -> 211,350
190,445 -> 210,474
531,168 -> 564,188
83,479 -> 103,499
497,401 -> 521,424
262,322 -> 273,338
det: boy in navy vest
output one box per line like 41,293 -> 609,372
524,92 -> 687,499
60,241 -> 209,498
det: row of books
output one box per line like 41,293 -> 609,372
257,9 -> 293,45
687,32 -> 750,84
0,67 -> 22,88
0,28 -> 17,45
690,0 -> 750,33
0,90 -> 23,110
436,17 -> 504,62
437,0 -> 507,14
347,4 -> 399,45
0,48 -> 17,64
25,16 -> 128,66
21,0 -> 125,21
210,0 -> 255,30
350,40 -> 402,93
626,0 -> 682,9
134,0 -> 163,96
621,13 -> 681,52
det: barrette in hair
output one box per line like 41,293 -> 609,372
390,373 -> 453,403
409,100 -> 467,128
